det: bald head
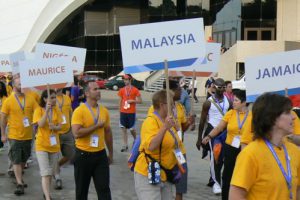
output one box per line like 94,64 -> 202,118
214,78 -> 225,87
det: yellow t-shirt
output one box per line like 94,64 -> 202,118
231,139 -> 300,200
25,90 -> 40,103
222,110 -> 252,146
71,103 -> 110,152
6,85 -> 12,96
56,95 -> 72,134
241,111 -> 300,144
293,111 -> 300,135
33,106 -> 62,152
1,93 -> 38,140
147,102 -> 187,153
134,112 -> 184,181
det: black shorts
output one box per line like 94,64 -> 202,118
8,139 -> 32,164
120,112 -> 136,129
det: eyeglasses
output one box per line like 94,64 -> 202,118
215,85 -> 226,89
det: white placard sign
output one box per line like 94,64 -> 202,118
171,43 -> 221,72
35,43 -> 86,72
10,51 -> 35,75
19,58 -> 73,89
245,50 -> 300,102
119,18 -> 206,74
0,54 -> 12,72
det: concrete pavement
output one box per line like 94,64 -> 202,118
0,90 -> 220,200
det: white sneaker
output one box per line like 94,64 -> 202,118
212,183 -> 222,195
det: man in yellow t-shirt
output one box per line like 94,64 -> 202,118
71,81 -> 113,200
0,77 -> 38,195
53,88 -> 74,190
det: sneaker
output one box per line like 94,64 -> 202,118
14,184 -> 24,196
212,183 -> 222,195
120,145 -> 128,152
54,179 -> 62,190
12,180 -> 27,188
26,158 -> 33,164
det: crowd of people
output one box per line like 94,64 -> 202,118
0,72 -> 300,200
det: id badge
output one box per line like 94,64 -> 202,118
123,101 -> 130,110
23,117 -> 30,127
61,115 -> 67,124
50,135 -> 57,146
231,135 -> 241,148
174,149 -> 186,164
177,130 -> 183,141
90,134 -> 99,147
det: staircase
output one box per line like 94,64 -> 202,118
144,70 -> 193,93
145,73 -> 165,92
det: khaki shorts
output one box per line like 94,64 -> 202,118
8,139 -> 32,165
36,151 -> 59,177
59,129 -> 75,159
134,172 -> 175,200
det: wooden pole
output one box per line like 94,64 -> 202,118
164,60 -> 171,116
190,70 -> 196,116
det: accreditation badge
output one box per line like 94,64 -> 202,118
173,149 -> 186,165
231,135 -> 241,148
23,117 -> 30,127
61,115 -> 67,124
123,101 -> 130,110
177,130 -> 183,141
90,134 -> 99,147
50,134 -> 57,146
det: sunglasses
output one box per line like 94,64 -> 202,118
215,85 -> 226,89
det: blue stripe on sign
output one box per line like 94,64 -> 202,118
246,87 -> 300,102
124,58 -> 198,74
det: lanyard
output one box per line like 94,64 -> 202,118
153,111 -> 179,149
85,102 -> 99,125
265,140 -> 292,199
236,110 -> 249,132
57,96 -> 64,111
15,94 -> 25,113
43,107 -> 53,123
212,95 -> 225,114
125,85 -> 132,98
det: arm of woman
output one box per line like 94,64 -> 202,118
202,120 -> 227,145
148,116 -> 175,152
37,109 -> 49,128
229,185 -> 247,200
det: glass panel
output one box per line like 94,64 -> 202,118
96,51 -> 108,65
85,37 -> 96,50
149,0 -> 163,16
247,30 -> 258,40
85,50 -> 95,66
97,37 -> 108,50
162,0 -> 177,16
261,30 -> 272,40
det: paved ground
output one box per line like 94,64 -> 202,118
0,90 -> 220,200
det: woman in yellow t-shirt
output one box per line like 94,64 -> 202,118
33,89 -> 62,200
0,81 -> 7,149
134,90 -> 185,200
229,93 -> 300,200
202,89 -> 251,200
